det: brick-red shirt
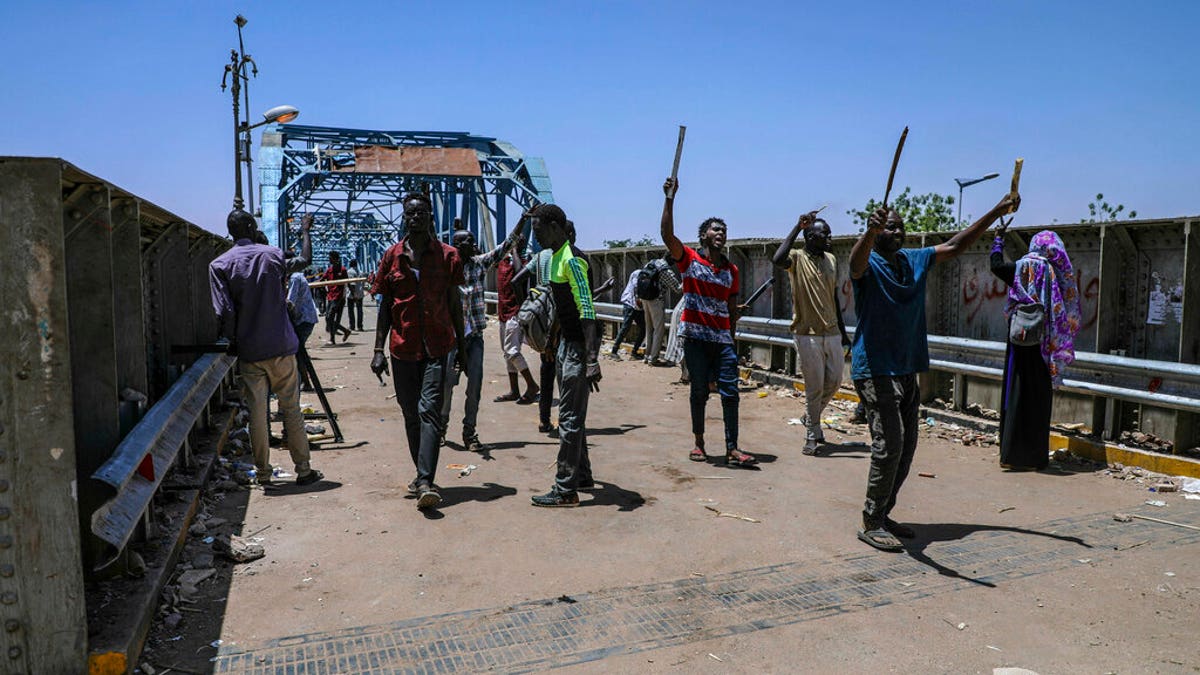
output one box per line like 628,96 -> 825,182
323,265 -> 348,302
496,257 -> 524,322
371,237 -> 464,361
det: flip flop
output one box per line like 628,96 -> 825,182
689,447 -> 707,462
493,393 -> 520,402
857,528 -> 903,552
725,449 -> 759,468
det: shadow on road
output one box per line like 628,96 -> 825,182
261,479 -> 344,497
588,424 -> 647,436
409,482 -> 519,519
581,481 -> 647,512
817,441 -> 871,458
902,522 -> 1093,588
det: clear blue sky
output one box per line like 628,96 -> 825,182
3,1 -> 1196,248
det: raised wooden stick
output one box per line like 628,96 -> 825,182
1007,158 -> 1024,214
883,126 -> 909,207
308,276 -> 368,289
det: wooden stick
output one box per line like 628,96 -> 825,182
883,126 -> 909,207
1125,513 -> 1200,532
1006,158 -> 1023,214
671,125 -> 687,182
308,276 -> 368,289
744,278 -> 775,306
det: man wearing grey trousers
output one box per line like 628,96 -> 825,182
772,213 -> 850,456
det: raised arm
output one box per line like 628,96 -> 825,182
934,193 -> 1019,263
285,214 -> 313,273
989,219 -> 1016,286
771,212 -> 817,269
850,208 -> 886,279
660,177 -> 684,261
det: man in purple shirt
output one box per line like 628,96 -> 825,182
209,210 -> 325,486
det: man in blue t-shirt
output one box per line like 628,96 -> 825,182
850,191 -> 1019,551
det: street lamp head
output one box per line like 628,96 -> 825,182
262,105 -> 299,124
235,15 -> 248,28
955,172 -> 1001,189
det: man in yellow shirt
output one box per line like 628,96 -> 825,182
772,212 -> 850,456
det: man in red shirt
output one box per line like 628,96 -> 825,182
322,250 -> 352,345
493,231 -> 540,404
370,193 -> 466,509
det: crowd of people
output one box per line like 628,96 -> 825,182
209,173 -> 1083,550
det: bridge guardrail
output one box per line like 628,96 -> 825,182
90,353 -> 235,569
485,292 -> 1200,417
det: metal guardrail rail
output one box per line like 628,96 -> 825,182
90,353 -> 236,568
485,292 -> 1200,414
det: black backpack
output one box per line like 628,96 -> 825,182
635,263 -> 662,301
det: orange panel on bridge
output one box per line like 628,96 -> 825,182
336,145 -> 482,176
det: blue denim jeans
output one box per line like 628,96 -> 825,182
683,339 -> 740,451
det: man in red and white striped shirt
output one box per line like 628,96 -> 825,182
660,176 -> 757,468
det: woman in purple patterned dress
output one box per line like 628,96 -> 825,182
990,226 -> 1082,469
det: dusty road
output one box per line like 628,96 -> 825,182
143,316 -> 1200,674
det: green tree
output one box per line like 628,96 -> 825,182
847,187 -> 959,233
603,235 -> 656,248
1082,193 -> 1137,223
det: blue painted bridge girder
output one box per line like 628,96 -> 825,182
258,124 -> 554,270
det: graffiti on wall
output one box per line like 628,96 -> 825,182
960,268 -> 1100,330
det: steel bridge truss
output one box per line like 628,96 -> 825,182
258,124 -> 554,269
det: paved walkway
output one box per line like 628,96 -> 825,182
196,321 -> 1197,673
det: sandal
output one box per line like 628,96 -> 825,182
516,391 -> 540,405
493,393 -> 520,403
725,449 -> 759,467
857,527 -> 903,552
689,447 -> 707,462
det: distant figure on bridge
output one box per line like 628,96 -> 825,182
346,258 -> 365,331
322,251 -> 352,345
208,210 -> 324,487
609,268 -> 646,361
772,212 -> 852,456
370,193 -> 466,510
849,190 -> 1019,552
660,176 -> 757,468
493,230 -> 541,404
442,217 -> 529,452
990,225 -> 1081,471
529,204 -> 603,507
639,254 -> 682,366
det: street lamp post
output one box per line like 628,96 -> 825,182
220,15 -> 299,213
955,172 -> 1000,225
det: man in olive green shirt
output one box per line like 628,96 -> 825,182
772,213 -> 850,455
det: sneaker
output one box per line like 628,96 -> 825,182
416,484 -> 441,509
538,423 -> 554,434
531,490 -> 579,507
296,469 -> 324,486
407,479 -> 440,495
464,434 -> 484,453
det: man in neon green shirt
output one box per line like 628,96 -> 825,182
529,204 -> 603,507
